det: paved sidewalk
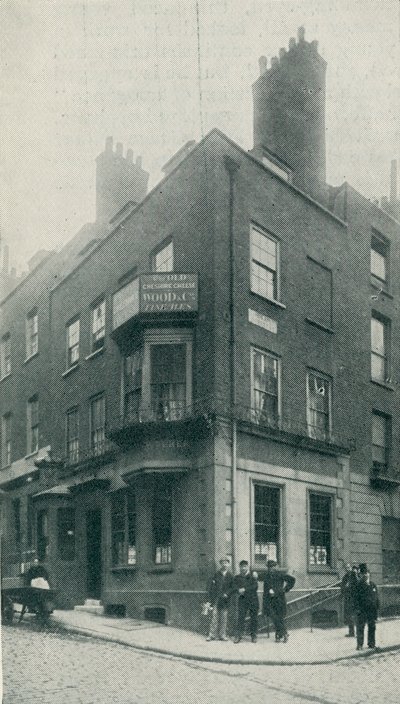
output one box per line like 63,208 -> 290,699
51,610 -> 400,665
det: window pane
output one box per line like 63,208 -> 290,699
92,301 -> 105,349
111,490 -> 136,566
371,241 -> 387,281
252,349 -> 279,426
150,344 -> 186,420
66,409 -> 79,464
57,508 -> 75,561
154,241 -> 173,272
309,494 -> 331,566
153,479 -> 172,563
37,510 -> 49,561
254,485 -> 280,562
91,396 -> 105,453
371,318 -> 385,354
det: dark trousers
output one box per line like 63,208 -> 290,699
236,597 -> 258,638
271,601 -> 287,639
356,613 -> 376,647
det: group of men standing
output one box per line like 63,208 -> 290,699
206,557 -> 295,644
341,563 -> 380,650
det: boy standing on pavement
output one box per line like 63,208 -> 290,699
233,560 -> 259,643
354,568 -> 379,650
206,558 -> 234,641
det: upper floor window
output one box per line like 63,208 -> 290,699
26,309 -> 38,359
0,333 -> 11,378
371,314 -> 390,383
1,413 -> 12,468
122,330 -> 192,424
66,407 -> 79,465
309,492 -> 333,568
371,232 -> 389,284
27,395 -> 39,455
372,411 -> 390,470
124,349 -> 142,423
90,394 -> 106,455
67,319 -> 80,368
262,153 -> 291,182
91,300 -> 105,352
307,371 -> 331,441
111,489 -> 137,566
152,239 -> 174,272
306,257 -> 333,329
250,225 -> 279,301
251,348 -> 280,427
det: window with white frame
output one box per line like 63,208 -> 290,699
1,413 -> 11,468
153,476 -> 173,564
27,395 -> 39,455
26,310 -> 38,359
250,225 -> 279,301
371,232 -> 389,284
372,411 -> 390,470
111,489 -> 137,566
57,507 -> 75,561
124,349 -> 142,423
307,371 -> 331,441
0,333 -> 11,378
66,407 -> 79,464
150,343 -> 186,420
254,484 -> 280,564
371,314 -> 390,383
251,348 -> 280,427
66,319 -> 80,367
90,394 -> 105,455
91,300 -> 105,352
152,240 -> 174,272
309,492 -> 332,567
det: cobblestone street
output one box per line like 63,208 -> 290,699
2,624 -> 400,704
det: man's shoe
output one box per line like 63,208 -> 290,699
356,645 -> 363,650
368,644 -> 376,649
219,637 -> 229,641
233,637 -> 241,644
251,635 -> 257,643
206,636 -> 214,642
282,634 -> 289,643
275,635 -> 281,642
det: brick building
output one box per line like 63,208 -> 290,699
1,28 -> 400,629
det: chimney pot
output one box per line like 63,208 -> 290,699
126,148 -> 133,163
105,136 -> 113,152
271,56 -> 279,68
116,142 -> 123,157
258,56 -> 268,74
289,37 -> 296,50
297,26 -> 305,42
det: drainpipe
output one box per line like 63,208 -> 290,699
224,155 -> 240,575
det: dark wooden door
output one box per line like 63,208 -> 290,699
86,510 -> 102,599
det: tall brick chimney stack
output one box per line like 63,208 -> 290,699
252,27 -> 327,198
95,137 -> 149,224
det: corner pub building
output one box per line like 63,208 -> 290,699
1,28 -> 400,630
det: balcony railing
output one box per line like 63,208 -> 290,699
61,439 -> 118,474
371,461 -> 400,488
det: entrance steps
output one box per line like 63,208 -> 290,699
74,599 -> 104,616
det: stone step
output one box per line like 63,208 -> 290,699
84,599 -> 102,607
74,604 -> 104,615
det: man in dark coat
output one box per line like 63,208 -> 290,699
354,568 -> 379,650
206,558 -> 234,641
341,564 -> 358,637
263,560 -> 295,642
233,560 -> 259,643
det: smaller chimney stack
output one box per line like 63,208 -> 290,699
289,37 -> 296,50
105,136 -> 113,153
297,26 -> 305,42
258,56 -> 268,75
115,142 -> 123,158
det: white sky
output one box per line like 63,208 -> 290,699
1,0 -> 399,271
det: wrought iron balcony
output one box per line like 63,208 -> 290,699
60,439 -> 119,475
371,462 -> 400,488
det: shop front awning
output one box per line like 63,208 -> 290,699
32,484 -> 72,498
122,465 -> 189,484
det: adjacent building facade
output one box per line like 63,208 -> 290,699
1,28 -> 400,629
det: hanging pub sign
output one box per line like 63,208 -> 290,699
112,273 -> 198,330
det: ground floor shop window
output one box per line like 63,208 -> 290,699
37,509 -> 49,561
309,492 -> 332,567
153,478 -> 173,564
57,507 -> 76,561
111,490 -> 136,566
382,517 -> 400,582
254,483 -> 280,564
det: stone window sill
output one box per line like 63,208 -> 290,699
62,363 -> 80,378
85,347 -> 104,361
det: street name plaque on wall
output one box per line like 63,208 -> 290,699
248,308 -> 277,334
112,273 -> 198,329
